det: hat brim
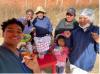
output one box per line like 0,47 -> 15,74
34,11 -> 46,14
66,12 -> 75,16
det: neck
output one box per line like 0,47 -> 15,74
3,42 -> 19,56
79,23 -> 90,29
67,21 -> 72,24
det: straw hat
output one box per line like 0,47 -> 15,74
34,6 -> 46,14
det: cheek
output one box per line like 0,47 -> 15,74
3,32 -> 9,38
67,17 -> 74,21
3,33 -> 11,42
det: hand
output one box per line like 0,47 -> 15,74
22,54 -> 41,73
91,32 -> 99,43
64,31 -> 71,38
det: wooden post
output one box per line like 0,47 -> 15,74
60,0 -> 63,8
76,0 -> 80,5
44,0 -> 47,8
56,0 -> 59,5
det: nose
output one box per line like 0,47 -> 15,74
11,31 -> 20,36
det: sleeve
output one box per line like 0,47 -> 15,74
54,19 -> 66,37
93,26 -> 99,53
47,18 -> 53,33
54,19 -> 65,37
95,43 -> 99,53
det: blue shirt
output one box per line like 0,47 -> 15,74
69,24 -> 99,71
0,46 -> 32,73
33,16 -> 52,37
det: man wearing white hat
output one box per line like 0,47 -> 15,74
33,6 -> 53,57
69,8 -> 99,74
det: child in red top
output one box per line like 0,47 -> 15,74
53,34 -> 69,73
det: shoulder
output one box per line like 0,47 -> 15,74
54,46 -> 59,50
90,24 -> 99,34
17,17 -> 26,22
59,18 -> 66,23
0,46 -> 8,55
0,46 -> 7,61
44,16 -> 50,20
72,27 -> 80,33
91,24 -> 99,29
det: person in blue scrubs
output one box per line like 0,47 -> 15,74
0,18 -> 40,73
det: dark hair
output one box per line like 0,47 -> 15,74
26,9 -> 34,14
36,11 -> 45,14
1,18 -> 24,32
56,35 -> 67,46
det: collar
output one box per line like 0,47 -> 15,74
79,23 -> 90,32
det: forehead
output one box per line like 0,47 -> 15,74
6,24 -> 22,30
27,11 -> 33,15
58,38 -> 64,41
79,16 -> 89,19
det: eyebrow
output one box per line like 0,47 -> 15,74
7,27 -> 22,31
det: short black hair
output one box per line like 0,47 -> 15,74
26,9 -> 34,14
1,18 -> 24,32
56,35 -> 67,46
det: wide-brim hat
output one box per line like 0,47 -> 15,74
34,6 -> 46,14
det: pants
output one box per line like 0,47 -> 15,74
56,66 -> 64,74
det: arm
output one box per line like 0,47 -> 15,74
54,19 -> 65,37
91,26 -> 99,53
47,18 -> 53,35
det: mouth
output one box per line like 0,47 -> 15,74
12,37 -> 21,41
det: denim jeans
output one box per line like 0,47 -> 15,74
56,66 -> 64,74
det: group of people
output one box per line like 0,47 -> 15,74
0,6 -> 99,74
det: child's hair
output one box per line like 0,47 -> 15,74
1,18 -> 24,32
56,35 -> 67,46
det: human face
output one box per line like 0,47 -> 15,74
66,13 -> 75,22
58,38 -> 65,47
26,12 -> 33,20
37,12 -> 44,19
3,24 -> 23,46
79,16 -> 90,27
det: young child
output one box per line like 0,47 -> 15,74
53,34 -> 69,74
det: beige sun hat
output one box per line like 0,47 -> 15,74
34,6 -> 46,14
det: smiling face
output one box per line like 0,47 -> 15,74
66,13 -> 75,22
58,38 -> 65,47
3,24 -> 23,46
36,12 -> 44,19
26,11 -> 33,20
79,16 -> 90,27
